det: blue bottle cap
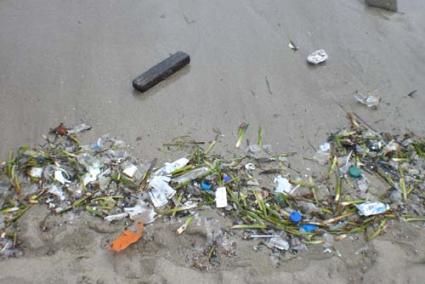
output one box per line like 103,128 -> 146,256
289,211 -> 302,224
223,174 -> 232,183
300,224 -> 318,233
200,180 -> 212,191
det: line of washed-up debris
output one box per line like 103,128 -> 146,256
1,114 -> 425,268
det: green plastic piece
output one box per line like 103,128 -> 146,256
349,165 -> 362,178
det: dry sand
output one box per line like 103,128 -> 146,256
1,0 -> 425,283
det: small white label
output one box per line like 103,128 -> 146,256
215,186 -> 228,208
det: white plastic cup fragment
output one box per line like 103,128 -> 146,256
354,94 -> 380,108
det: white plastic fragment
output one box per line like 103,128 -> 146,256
319,142 -> 330,152
104,213 -> 128,222
91,138 -> 103,151
307,49 -> 328,64
157,158 -> 189,176
48,185 -> 66,200
180,200 -> 198,211
124,202 -> 157,223
383,141 -> 399,155
83,167 -> 101,185
249,234 -> 277,239
215,186 -> 228,208
313,142 -> 331,165
356,202 -> 390,216
29,167 -> 43,178
247,179 -> 260,186
172,167 -> 210,185
354,94 -> 380,108
176,217 -> 193,235
122,164 -> 138,178
54,170 -> 71,184
268,237 -> 290,251
245,163 -> 256,171
176,223 -> 189,235
339,151 -> 353,175
67,123 -> 92,134
149,176 -> 176,208
274,175 -> 295,195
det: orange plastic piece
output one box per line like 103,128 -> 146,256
109,220 -> 144,252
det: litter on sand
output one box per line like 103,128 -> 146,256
109,220 -> 144,252
104,213 -> 128,222
132,51 -> 190,93
215,187 -> 228,208
149,176 -> 176,208
67,123 -> 92,134
366,0 -> 397,12
268,237 -> 290,251
158,157 -> 189,175
176,216 -> 193,235
274,175 -> 295,195
1,117 -> 425,268
288,41 -> 298,51
124,202 -> 156,223
354,94 -> 380,108
356,202 -> 390,216
307,49 -> 328,64
28,167 -> 43,178
122,164 -> 138,178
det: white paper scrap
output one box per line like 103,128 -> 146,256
215,186 -> 228,208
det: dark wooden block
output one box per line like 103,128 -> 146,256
132,51 -> 190,93
366,0 -> 397,12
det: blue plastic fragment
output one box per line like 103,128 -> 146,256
36,156 -> 46,164
223,174 -> 232,183
91,138 -> 103,151
300,224 -> 318,233
200,180 -> 212,191
289,211 -> 302,224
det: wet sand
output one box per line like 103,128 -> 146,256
1,0 -> 425,283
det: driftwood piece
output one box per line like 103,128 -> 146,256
132,51 -> 190,93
